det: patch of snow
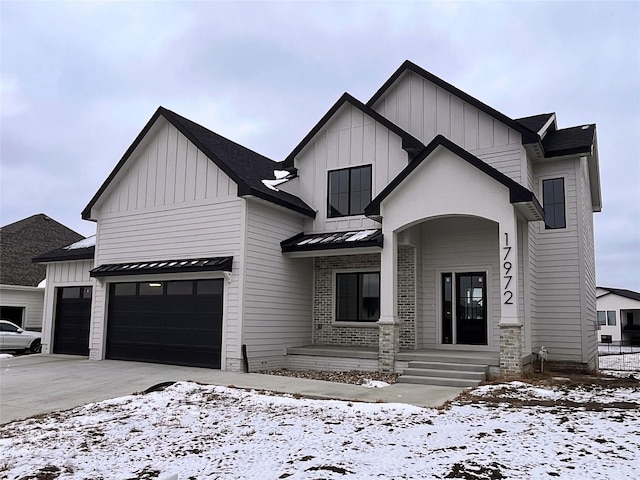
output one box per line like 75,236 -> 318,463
361,380 -> 390,388
262,169 -> 295,191
274,170 -> 291,179
37,279 -> 46,289
0,353 -> 14,359
344,229 -> 378,241
63,235 -> 96,250
261,178 -> 290,191
470,381 -> 640,404
599,352 -> 640,371
1,381 -> 638,479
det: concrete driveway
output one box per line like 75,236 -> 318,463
1,354 -> 464,424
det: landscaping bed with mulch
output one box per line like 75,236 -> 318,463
256,369 -> 399,385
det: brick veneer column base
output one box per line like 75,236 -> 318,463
499,324 -> 523,377
378,321 -> 399,372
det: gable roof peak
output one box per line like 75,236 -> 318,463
283,92 -> 424,167
82,106 -> 315,220
367,60 -> 540,145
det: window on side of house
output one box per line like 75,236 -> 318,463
607,310 -> 617,326
542,177 -> 566,229
335,272 -> 380,322
328,165 -> 372,217
597,311 -> 606,326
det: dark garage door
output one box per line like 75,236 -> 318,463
106,279 -> 223,368
53,286 -> 92,355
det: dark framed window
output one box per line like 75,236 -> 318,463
542,178 -> 566,229
113,283 -> 137,296
167,281 -> 193,295
61,287 -> 81,299
328,165 -> 372,217
139,282 -> 164,295
607,311 -> 616,326
597,310 -> 606,326
335,272 -> 380,322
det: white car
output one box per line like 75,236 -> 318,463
0,319 -> 42,353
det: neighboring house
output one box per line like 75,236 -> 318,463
0,214 -> 85,330
596,287 -> 640,345
35,61 -> 602,379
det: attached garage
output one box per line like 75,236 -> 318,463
106,279 -> 224,368
53,286 -> 92,355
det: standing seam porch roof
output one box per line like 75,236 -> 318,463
82,107 -> 316,221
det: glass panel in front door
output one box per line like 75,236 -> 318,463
441,273 -> 453,344
455,273 -> 487,345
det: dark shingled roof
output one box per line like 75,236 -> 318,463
82,107 -> 316,220
0,214 -> 85,286
542,125 -> 596,157
598,287 -> 640,303
516,113 -> 555,134
32,242 -> 95,264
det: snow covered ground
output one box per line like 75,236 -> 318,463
599,352 -> 640,371
1,380 -> 638,480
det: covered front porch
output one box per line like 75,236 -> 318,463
280,138 -> 545,379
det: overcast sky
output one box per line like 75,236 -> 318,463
1,1 -> 639,290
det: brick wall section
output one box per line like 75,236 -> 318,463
398,245 -> 416,349
499,324 -> 523,376
313,254 -> 380,348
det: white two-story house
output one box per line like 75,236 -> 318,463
36,61 -> 602,383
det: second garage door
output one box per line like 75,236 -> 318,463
53,286 -> 92,355
106,279 -> 223,368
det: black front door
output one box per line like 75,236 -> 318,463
455,273 -> 487,345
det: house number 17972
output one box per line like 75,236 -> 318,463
503,232 -> 514,305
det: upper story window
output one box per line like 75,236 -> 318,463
328,165 -> 372,217
542,178 -> 566,229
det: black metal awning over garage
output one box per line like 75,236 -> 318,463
90,256 -> 233,278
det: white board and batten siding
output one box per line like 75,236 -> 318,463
578,156 -> 598,366
530,158 -> 583,362
372,71 -> 526,184
0,285 -> 44,331
40,260 -> 94,354
89,120 -> 245,366
295,103 -> 405,233
243,200 -> 312,370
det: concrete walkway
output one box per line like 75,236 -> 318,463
0,354 -> 464,424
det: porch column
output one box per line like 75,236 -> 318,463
499,213 -> 523,376
378,231 -> 399,372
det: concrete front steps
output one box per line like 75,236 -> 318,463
397,351 -> 496,387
